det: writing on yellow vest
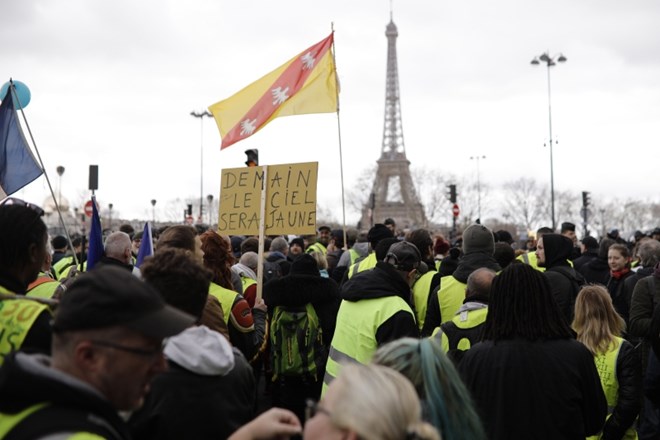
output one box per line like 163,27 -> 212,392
0,291 -> 52,366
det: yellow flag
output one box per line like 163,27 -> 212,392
208,33 -> 337,149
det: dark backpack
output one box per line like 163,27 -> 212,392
270,303 -> 326,382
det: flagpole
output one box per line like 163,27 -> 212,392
329,27 -> 349,250
256,165 -> 267,303
9,80 -> 79,268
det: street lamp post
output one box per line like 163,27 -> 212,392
108,203 -> 113,230
190,110 -> 213,223
206,194 -> 214,225
470,155 -> 486,221
150,199 -> 157,225
531,51 -> 566,231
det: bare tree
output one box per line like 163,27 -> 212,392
345,165 -> 377,218
502,178 -> 549,231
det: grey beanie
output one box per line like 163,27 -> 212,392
462,224 -> 495,255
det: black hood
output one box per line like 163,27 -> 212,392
263,274 -> 340,307
452,253 -> 501,284
341,262 -> 412,303
541,234 -> 573,268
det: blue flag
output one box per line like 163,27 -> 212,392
86,197 -> 104,270
0,86 -> 42,198
136,222 -> 154,268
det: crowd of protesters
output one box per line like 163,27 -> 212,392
2,196 -> 660,439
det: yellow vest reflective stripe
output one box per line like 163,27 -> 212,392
437,276 -> 466,324
412,270 -> 436,330
0,402 -> 49,438
208,282 -> 240,325
306,242 -> 327,255
323,296 -> 414,394
587,337 -> 637,440
347,253 -> 377,279
0,402 -> 106,440
0,293 -> 52,366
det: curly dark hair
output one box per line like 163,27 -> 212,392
481,263 -> 573,342
200,231 -> 234,289
141,247 -> 212,320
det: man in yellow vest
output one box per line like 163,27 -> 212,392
345,223 -> 394,281
432,268 -> 496,363
516,226 -> 553,272
422,224 -> 501,336
323,241 -> 420,392
408,228 -> 440,330
306,225 -> 331,256
0,266 -> 194,439
0,200 -> 54,366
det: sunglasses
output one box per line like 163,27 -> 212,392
0,197 -> 45,216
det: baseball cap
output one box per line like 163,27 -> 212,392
385,241 -> 421,272
52,266 -> 195,339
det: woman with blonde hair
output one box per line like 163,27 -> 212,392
373,337 -> 484,440
304,363 -> 440,440
573,285 -> 641,440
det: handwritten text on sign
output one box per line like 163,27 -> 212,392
218,162 -> 318,235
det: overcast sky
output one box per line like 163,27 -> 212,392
5,0 -> 659,225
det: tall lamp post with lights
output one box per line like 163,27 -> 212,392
206,194 -> 214,225
470,155 -> 486,221
190,110 -> 213,222
531,51 -> 566,231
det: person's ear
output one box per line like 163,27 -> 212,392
74,340 -> 104,372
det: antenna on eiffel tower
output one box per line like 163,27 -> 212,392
360,13 -> 427,231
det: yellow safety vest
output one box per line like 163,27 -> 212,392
53,256 -> 75,279
347,253 -> 377,279
412,270 -> 436,330
208,282 -> 240,325
306,242 -> 327,256
0,287 -> 52,366
432,305 -> 488,353
588,337 -> 638,440
59,261 -> 87,279
437,276 -> 467,324
323,296 -> 414,394
25,274 -> 60,300
0,402 -> 106,440
241,276 -> 257,293
516,251 -> 545,272
348,249 -> 360,265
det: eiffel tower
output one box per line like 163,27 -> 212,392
360,16 -> 427,230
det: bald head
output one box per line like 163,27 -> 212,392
466,268 -> 497,299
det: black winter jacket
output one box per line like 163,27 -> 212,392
580,257 -> 611,286
541,234 -> 584,325
0,353 -> 130,440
